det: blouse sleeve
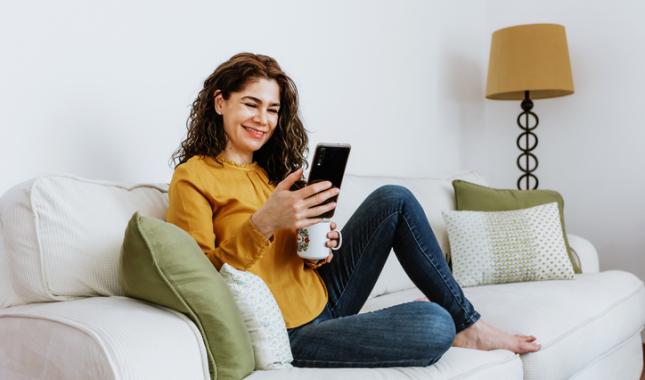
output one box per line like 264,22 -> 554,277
166,165 -> 273,270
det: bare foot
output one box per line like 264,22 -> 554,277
452,320 -> 542,354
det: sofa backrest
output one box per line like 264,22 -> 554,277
0,176 -> 168,306
0,171 -> 485,308
334,172 -> 485,298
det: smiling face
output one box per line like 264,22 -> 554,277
214,78 -> 281,164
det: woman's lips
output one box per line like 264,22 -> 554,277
243,126 -> 265,139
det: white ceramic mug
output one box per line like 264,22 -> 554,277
296,220 -> 343,260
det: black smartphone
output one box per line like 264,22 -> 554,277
306,143 -> 351,219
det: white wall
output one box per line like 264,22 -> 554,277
0,0 -> 485,195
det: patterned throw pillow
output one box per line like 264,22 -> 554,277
442,202 -> 575,287
452,179 -> 581,274
219,264 -> 293,370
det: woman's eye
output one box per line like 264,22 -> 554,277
243,103 -> 277,114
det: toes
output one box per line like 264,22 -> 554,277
520,341 -> 542,353
530,343 -> 542,352
511,335 -> 541,354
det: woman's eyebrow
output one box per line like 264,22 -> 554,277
241,96 -> 280,107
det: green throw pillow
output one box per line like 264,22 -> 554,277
120,213 -> 254,380
452,180 -> 581,274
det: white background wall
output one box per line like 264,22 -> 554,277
1,0 -> 643,336
0,0 -> 485,190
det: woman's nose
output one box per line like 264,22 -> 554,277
253,109 -> 269,125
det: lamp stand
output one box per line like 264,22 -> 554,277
516,90 -> 539,190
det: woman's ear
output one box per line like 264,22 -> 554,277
213,90 -> 223,115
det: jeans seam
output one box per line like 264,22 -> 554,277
400,212 -> 480,329
329,210 -> 400,315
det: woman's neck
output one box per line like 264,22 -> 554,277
221,148 -> 252,165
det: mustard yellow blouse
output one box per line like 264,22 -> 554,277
166,154 -> 328,328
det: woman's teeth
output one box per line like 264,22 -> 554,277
244,126 -> 265,138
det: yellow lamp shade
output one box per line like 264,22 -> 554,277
486,23 -> 574,100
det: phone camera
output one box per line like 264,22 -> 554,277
316,148 -> 326,166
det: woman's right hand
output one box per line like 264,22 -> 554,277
251,168 -> 339,238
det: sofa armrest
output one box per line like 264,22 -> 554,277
568,234 -> 600,274
0,296 -> 209,380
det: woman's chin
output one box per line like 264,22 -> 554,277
243,141 -> 265,153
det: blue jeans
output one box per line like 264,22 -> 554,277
288,185 -> 481,367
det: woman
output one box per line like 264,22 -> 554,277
167,52 -> 541,368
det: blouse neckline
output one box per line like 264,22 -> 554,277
212,153 -> 259,171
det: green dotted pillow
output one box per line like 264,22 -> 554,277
443,203 -> 575,287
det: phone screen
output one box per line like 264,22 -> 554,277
307,143 -> 351,219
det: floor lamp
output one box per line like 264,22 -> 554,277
485,23 -> 574,190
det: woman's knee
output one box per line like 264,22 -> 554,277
412,302 -> 456,362
370,185 -> 416,207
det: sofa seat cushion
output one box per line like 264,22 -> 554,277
0,296 -> 209,380
245,347 -> 522,379
361,270 -> 645,380
469,271 -> 645,380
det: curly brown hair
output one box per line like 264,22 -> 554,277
170,52 -> 309,185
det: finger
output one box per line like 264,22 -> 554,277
326,231 -> 340,240
275,168 -> 303,191
325,252 -> 334,263
325,239 -> 337,248
330,221 -> 337,230
297,180 -> 334,200
303,201 -> 337,219
303,187 -> 339,209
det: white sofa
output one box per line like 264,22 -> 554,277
0,172 -> 643,380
